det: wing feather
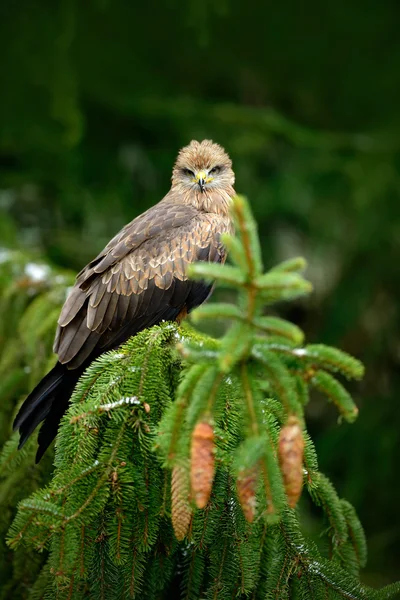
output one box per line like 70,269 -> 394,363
66,330 -> 102,369
56,313 -> 93,363
90,281 -> 107,309
87,291 -> 112,330
95,291 -> 119,334
58,288 -> 87,327
111,293 -> 132,329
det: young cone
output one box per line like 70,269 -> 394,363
171,465 -> 192,541
278,416 -> 305,508
237,465 -> 259,523
190,421 -> 215,509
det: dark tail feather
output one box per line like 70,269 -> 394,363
13,363 -> 65,433
13,362 -> 82,462
35,389 -> 72,463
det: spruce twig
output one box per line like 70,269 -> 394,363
4,197 -> 399,599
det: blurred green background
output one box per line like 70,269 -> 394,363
0,0 -> 399,589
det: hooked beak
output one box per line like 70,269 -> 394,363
195,170 -> 207,192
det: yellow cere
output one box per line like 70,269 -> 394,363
194,170 -> 213,184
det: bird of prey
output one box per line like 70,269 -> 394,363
14,140 -> 236,462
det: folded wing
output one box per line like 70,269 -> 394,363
54,205 -> 231,369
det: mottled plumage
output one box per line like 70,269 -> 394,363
14,140 -> 236,461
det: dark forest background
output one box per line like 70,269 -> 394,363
0,0 -> 399,588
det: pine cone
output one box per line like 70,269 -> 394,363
237,465 -> 258,523
171,465 -> 192,541
190,421 -> 215,509
278,416 -> 304,508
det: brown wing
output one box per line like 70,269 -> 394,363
54,206 -> 231,369
76,200 -> 199,281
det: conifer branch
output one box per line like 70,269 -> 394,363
4,197 -> 399,599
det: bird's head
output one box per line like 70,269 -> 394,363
172,139 -> 235,193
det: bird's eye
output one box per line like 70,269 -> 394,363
182,168 -> 195,177
209,166 -> 221,176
